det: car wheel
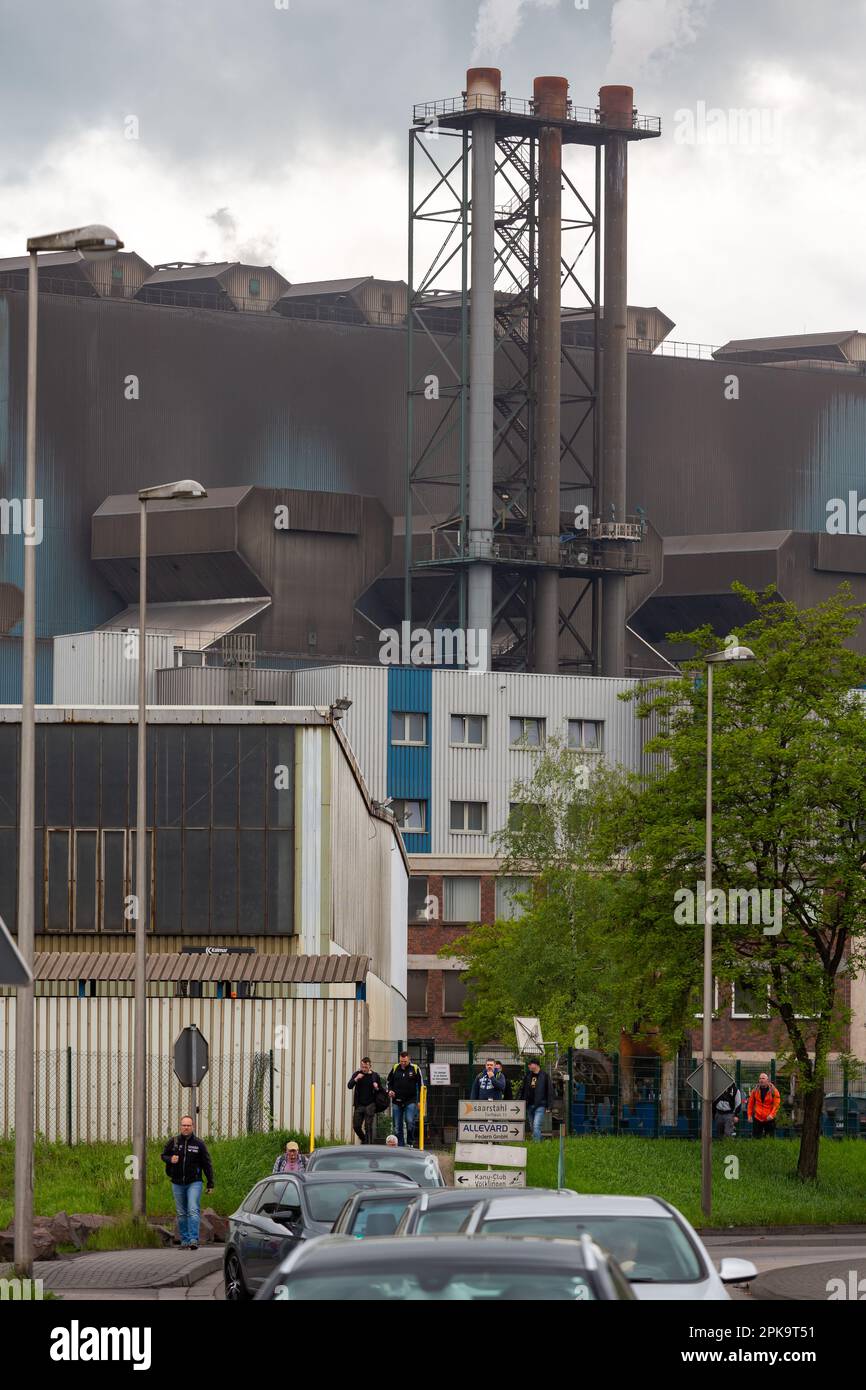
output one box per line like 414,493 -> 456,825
224,1251 -> 250,1301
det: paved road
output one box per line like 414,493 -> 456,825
702,1232 -> 866,1300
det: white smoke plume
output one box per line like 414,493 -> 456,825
471,0 -> 559,63
207,205 -> 277,266
607,0 -> 714,78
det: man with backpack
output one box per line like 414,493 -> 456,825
387,1050 -> 424,1147
348,1057 -> 384,1144
747,1073 -> 781,1137
470,1057 -> 507,1100
713,1082 -> 742,1138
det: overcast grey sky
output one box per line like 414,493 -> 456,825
1,0 -> 865,343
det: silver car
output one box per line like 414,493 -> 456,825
460,1193 -> 757,1300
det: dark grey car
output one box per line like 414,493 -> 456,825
395,1186 -> 562,1235
224,1171 -> 418,1300
255,1233 -> 637,1301
331,1185 -> 421,1238
304,1144 -> 445,1189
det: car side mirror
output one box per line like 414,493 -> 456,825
718,1257 -> 758,1284
273,1206 -> 302,1227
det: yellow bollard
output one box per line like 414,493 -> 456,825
419,1085 -> 427,1151
310,1082 -> 316,1153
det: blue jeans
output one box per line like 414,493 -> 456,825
528,1105 -> 545,1142
171,1180 -> 203,1244
392,1102 -> 419,1146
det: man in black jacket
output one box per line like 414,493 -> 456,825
387,1052 -> 424,1147
160,1115 -> 215,1249
347,1057 -> 383,1144
519,1059 -> 553,1143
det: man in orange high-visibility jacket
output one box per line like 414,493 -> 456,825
747,1073 -> 781,1138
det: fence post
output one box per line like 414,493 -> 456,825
66,1044 -> 73,1146
843,1066 -> 849,1139
269,1049 -> 274,1132
654,1055 -> 661,1138
613,1051 -> 620,1136
567,1048 -> 574,1137
467,1041 -> 474,1097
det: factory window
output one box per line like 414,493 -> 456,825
408,876 -> 432,922
731,978 -> 771,1020
392,799 -> 427,833
635,316 -> 648,340
444,876 -> 481,922
568,719 -> 603,751
407,970 -> 428,1015
496,876 -> 530,921
450,714 -> 486,747
450,801 -> 486,833
391,711 -> 427,745
249,277 -> 261,297
381,292 -> 393,312
443,971 -> 468,1017
508,802 -> 543,832
510,717 -> 544,748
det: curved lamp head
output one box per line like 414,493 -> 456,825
27,224 -> 123,259
138,480 -> 208,502
706,644 -> 755,665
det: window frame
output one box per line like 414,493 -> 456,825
567,718 -> 604,752
442,970 -> 468,1017
390,711 -> 428,746
509,716 -> 545,748
392,798 -> 427,833
450,713 -> 487,748
443,876 -> 481,923
449,800 -> 487,834
407,969 -> 429,1015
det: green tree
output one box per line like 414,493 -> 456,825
448,586 -> 866,1182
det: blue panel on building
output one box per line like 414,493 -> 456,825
386,666 -> 431,854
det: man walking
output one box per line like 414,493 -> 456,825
161,1114 -> 214,1250
348,1056 -> 383,1144
387,1050 -> 424,1147
747,1073 -> 781,1137
519,1058 -> 553,1143
713,1082 -> 742,1139
470,1057 -> 507,1100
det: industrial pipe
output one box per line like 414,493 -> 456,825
466,67 -> 500,672
533,76 -> 569,674
599,84 -> 633,677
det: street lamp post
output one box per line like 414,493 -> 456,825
132,480 -> 207,1221
701,642 -> 755,1220
14,225 -> 122,1278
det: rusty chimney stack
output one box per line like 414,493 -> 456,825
598,84 -> 634,676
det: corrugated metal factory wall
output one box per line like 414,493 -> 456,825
0,995 -> 365,1141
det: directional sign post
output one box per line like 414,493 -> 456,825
174,1025 -> 209,1128
458,1118 -> 523,1142
458,1099 -> 525,1122
454,1170 -> 526,1189
0,914 -> 32,986
454,1141 -> 527,1169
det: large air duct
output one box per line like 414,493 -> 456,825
533,75 -> 569,674
599,84 -> 633,677
466,66 -> 500,672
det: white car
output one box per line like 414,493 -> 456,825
460,1193 -> 757,1300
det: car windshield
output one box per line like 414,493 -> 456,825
273,1266 -> 595,1300
474,1215 -> 704,1283
416,1206 -> 475,1234
311,1152 -> 441,1189
304,1182 -> 379,1224
351,1197 -> 415,1237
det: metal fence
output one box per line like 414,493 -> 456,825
401,1043 -> 866,1144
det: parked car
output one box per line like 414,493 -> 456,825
255,1233 -> 636,1301
331,1186 -> 421,1238
304,1144 -> 446,1189
459,1194 -> 757,1301
395,1186 -> 559,1235
224,1171 -> 418,1300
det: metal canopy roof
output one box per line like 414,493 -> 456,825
33,951 -> 369,985
98,597 -> 271,650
